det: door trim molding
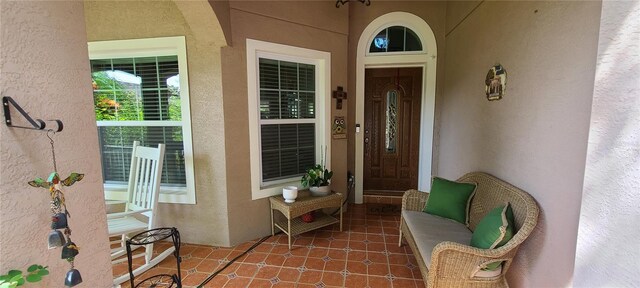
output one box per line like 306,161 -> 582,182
355,12 -> 437,204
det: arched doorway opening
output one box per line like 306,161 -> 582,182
355,12 -> 437,203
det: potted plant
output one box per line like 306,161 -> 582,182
301,147 -> 333,197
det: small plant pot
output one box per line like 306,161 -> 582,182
282,186 -> 298,203
309,185 -> 331,197
301,211 -> 315,223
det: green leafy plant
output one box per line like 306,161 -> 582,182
301,146 -> 333,188
0,265 -> 49,288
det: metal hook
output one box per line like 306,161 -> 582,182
46,129 -> 55,143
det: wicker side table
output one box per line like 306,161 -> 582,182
269,190 -> 343,249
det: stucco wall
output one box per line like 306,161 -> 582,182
346,1 -> 448,200
0,1 -> 112,286
84,0 -> 231,246
221,1 -> 349,245
574,1 -> 640,286
439,1 -> 600,287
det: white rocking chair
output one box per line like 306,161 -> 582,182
106,141 -> 173,285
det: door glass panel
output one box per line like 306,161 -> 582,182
385,90 -> 398,153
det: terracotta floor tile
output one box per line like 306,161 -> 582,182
180,272 -> 210,286
242,252 -> 268,264
223,276 -> 251,288
264,254 -> 286,266
312,238 -> 332,248
368,251 -> 389,263
392,277 -> 418,288
234,263 -> 259,278
191,247 -> 214,258
324,260 -> 346,272
350,232 -> 367,241
389,264 -> 414,279
367,242 -> 387,253
251,243 -> 273,253
272,281 -> 296,288
345,273 -> 368,287
109,204 -> 424,287
298,270 -> 322,284
277,267 -> 300,282
350,225 -> 367,233
347,250 -> 367,262
327,249 -> 347,260
385,243 -> 407,254
293,237 -> 314,247
332,231 -> 350,240
367,227 -> 384,234
304,257 -> 326,270
348,241 -> 367,251
208,248 -> 232,260
254,265 -> 280,280
329,239 -> 349,249
308,247 -> 329,258
367,234 -> 385,243
248,278 -> 272,288
388,254 -> 409,265
270,244 -> 291,255
368,263 -> 390,276
322,271 -> 345,286
289,246 -> 310,256
200,275 -> 227,288
368,275 -> 393,288
346,261 -> 368,275
282,256 -> 306,268
196,259 -> 221,273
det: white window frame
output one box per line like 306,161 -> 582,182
88,36 -> 196,204
246,39 -> 331,200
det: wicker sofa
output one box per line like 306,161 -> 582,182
399,172 -> 539,288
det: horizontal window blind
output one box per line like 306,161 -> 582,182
91,56 -> 186,187
258,58 -> 316,184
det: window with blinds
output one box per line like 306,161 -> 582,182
258,58 -> 316,185
88,36 -> 195,204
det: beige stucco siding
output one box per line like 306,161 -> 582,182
0,1 -> 112,286
440,1 -> 601,286
221,1 -> 349,245
84,0 -> 230,246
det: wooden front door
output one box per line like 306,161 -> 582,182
364,67 -> 422,193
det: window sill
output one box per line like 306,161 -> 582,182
103,183 -> 195,204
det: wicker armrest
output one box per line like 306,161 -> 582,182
429,241 -> 517,281
402,189 -> 429,212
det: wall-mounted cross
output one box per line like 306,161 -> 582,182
332,86 -> 347,109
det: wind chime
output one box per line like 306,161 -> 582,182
28,131 -> 84,287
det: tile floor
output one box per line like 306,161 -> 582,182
114,203 -> 424,287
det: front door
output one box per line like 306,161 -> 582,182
364,67 -> 422,193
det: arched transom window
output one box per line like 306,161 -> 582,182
369,25 -> 423,53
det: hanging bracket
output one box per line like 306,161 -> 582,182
3,96 -> 63,132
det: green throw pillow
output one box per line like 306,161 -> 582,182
423,177 -> 477,225
470,202 -> 515,270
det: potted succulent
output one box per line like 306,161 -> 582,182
301,148 -> 333,197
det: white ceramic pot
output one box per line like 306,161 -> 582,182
282,186 -> 298,203
309,185 -> 331,197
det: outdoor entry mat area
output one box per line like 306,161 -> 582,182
366,203 -> 401,215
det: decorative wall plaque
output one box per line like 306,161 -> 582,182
485,64 -> 507,101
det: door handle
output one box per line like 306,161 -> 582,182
364,129 -> 369,144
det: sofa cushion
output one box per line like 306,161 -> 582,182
470,202 -> 515,270
402,210 -> 472,266
423,177 -> 476,225
471,202 -> 514,249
